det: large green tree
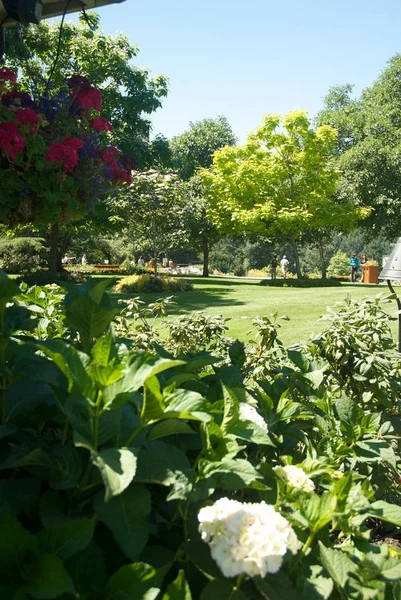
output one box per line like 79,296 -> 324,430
171,116 -> 237,180
203,111 -> 366,278
5,14 -> 168,167
318,54 -> 401,238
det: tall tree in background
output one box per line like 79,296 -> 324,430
202,111 -> 367,278
182,176 -> 220,276
171,116 -> 237,180
5,14 -> 169,167
318,54 -> 401,239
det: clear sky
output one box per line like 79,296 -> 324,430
77,0 -> 401,141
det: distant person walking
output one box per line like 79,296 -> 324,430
349,252 -> 359,282
270,255 -> 278,280
280,255 -> 289,279
360,253 -> 367,282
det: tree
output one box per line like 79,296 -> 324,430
318,55 -> 401,237
171,116 -> 237,180
5,14 -> 168,167
112,170 -> 188,275
202,111 -> 366,278
182,176 -> 220,276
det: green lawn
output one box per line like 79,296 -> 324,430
119,276 -> 396,346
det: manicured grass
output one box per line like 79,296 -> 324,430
116,276 -> 396,346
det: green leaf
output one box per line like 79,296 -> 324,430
91,447 -> 138,501
135,441 -> 192,487
184,541 -> 221,578
319,542 -> 358,590
65,540 -> 106,597
164,388 -> 212,422
202,458 -> 261,489
0,478 -> 41,518
228,419 -> 275,446
200,579 -> 246,600
381,559 -> 401,581
37,518 -> 95,561
141,375 -> 165,424
300,566 -> 334,600
368,501 -> 401,527
162,570 -> 192,600
0,508 -> 38,575
48,445 -> 83,490
105,562 -> 161,600
22,552 -> 74,599
94,484 -> 150,561
149,419 -> 195,440
221,384 -> 239,433
254,572 -> 297,600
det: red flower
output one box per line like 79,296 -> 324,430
45,141 -> 80,173
90,117 -> 112,133
16,108 -> 40,132
112,167 -> 132,185
103,147 -> 120,164
63,137 -> 84,150
0,122 -> 25,160
0,68 -> 17,85
75,85 -> 102,111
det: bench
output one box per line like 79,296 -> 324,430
94,264 -> 120,271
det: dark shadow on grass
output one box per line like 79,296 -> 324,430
113,288 -> 246,315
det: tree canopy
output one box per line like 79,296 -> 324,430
171,116 -> 237,179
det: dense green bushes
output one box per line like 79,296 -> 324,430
260,277 -> 342,287
115,273 -> 193,293
1,272 -> 400,599
0,236 -> 48,273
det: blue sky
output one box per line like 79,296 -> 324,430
78,0 -> 400,141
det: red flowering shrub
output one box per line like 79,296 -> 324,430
0,70 -> 133,227
91,117 -> 112,132
0,122 -> 26,160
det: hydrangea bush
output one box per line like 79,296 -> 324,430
1,272 -> 401,599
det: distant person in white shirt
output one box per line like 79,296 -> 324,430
280,255 -> 289,279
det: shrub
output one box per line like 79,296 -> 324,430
260,278 -> 342,287
116,274 -> 193,293
0,236 -> 48,273
327,250 -> 350,277
1,272 -> 401,599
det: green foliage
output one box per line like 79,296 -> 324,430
1,270 -> 400,599
116,274 -> 193,293
0,237 -> 48,274
260,278 -> 342,288
327,250 -> 350,277
171,116 -> 237,180
203,111 -> 366,243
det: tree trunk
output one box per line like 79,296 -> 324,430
153,246 -> 158,277
202,239 -> 209,277
289,238 -> 302,279
318,238 -> 327,279
48,223 -> 60,276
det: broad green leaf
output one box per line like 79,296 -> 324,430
202,458 -> 261,489
94,484 -> 151,560
368,501 -> 401,527
0,478 -> 41,518
128,354 -> 185,392
0,508 -> 38,575
162,570 -> 192,600
300,566 -> 334,600
105,562 -> 161,600
141,376 -> 165,424
228,420 -> 275,446
135,441 -> 192,487
92,447 -> 138,501
200,578 -> 246,600
65,541 -> 106,597
48,445 -> 83,489
37,518 -> 95,561
184,541 -> 221,578
254,573 -> 297,600
381,559 -> 401,581
149,419 -> 195,440
319,542 -> 358,590
163,388 -> 212,422
21,552 -> 74,599
221,384 -> 239,434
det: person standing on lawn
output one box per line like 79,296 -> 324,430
280,255 -> 289,279
270,255 -> 278,280
349,252 -> 359,282
360,253 -> 367,282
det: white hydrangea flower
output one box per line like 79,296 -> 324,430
274,465 -> 315,493
239,402 -> 268,432
198,497 -> 293,578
